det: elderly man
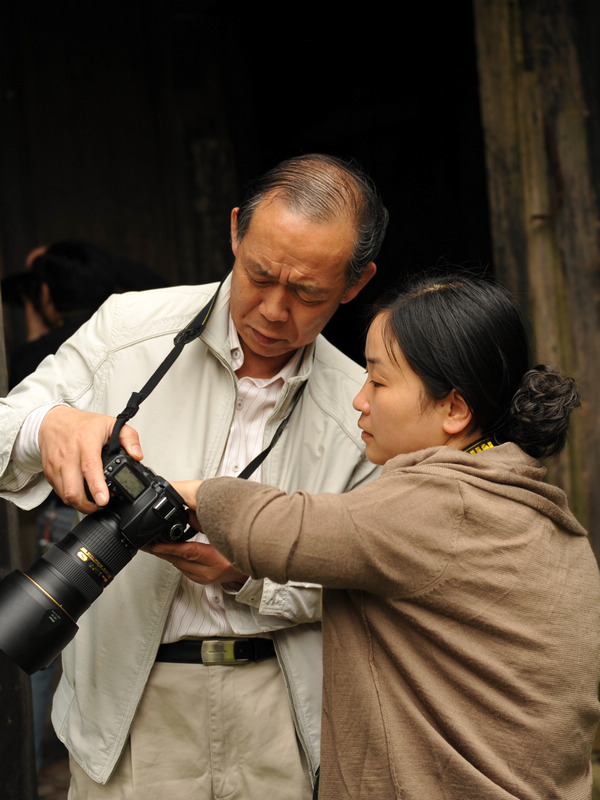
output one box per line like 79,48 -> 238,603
0,154 -> 388,799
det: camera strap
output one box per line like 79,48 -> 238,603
107,273 -> 307,481
107,274 -> 228,454
238,381 -> 306,480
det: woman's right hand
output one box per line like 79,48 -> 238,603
170,480 -> 203,511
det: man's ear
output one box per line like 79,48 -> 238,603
230,207 -> 240,256
441,389 -> 473,435
341,262 -> 377,304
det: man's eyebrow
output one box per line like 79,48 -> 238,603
293,281 -> 328,298
248,262 -> 327,297
248,262 -> 274,279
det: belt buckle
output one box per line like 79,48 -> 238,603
201,639 -> 248,665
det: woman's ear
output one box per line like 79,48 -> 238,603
441,390 -> 473,435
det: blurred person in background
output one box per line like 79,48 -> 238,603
1,239 -> 167,770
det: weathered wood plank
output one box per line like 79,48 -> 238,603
473,0 -> 600,554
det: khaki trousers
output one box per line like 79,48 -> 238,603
68,657 -> 313,800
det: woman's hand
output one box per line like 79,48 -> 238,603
170,479 -> 203,511
146,478 -> 247,586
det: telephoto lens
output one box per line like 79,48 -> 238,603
0,449 -> 191,673
0,514 -> 134,673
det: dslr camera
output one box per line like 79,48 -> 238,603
0,447 -> 193,673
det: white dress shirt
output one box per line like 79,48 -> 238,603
161,316 -> 304,640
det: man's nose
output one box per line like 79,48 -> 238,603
260,285 -> 289,322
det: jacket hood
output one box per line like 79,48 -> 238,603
383,442 -> 587,538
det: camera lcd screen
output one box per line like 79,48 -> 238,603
114,465 -> 146,499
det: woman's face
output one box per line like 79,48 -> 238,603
353,313 -> 454,465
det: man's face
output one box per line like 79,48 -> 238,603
229,198 -> 376,378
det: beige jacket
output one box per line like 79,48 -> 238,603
197,443 -> 600,800
0,276 -> 379,783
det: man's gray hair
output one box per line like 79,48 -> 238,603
235,154 -> 389,286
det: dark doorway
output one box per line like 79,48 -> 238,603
0,1 -> 491,364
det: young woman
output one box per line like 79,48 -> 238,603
162,272 -> 600,800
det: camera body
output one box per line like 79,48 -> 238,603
0,447 -> 193,674
98,446 -> 191,549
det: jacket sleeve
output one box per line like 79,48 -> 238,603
195,477 -> 364,587
226,577 -> 322,628
197,472 -> 461,596
0,295 -> 121,508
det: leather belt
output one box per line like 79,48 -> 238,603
155,638 -> 275,665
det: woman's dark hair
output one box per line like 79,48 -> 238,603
235,153 -> 389,287
377,271 -> 580,459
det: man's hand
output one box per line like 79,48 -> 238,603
38,405 -> 143,513
146,540 -> 247,586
